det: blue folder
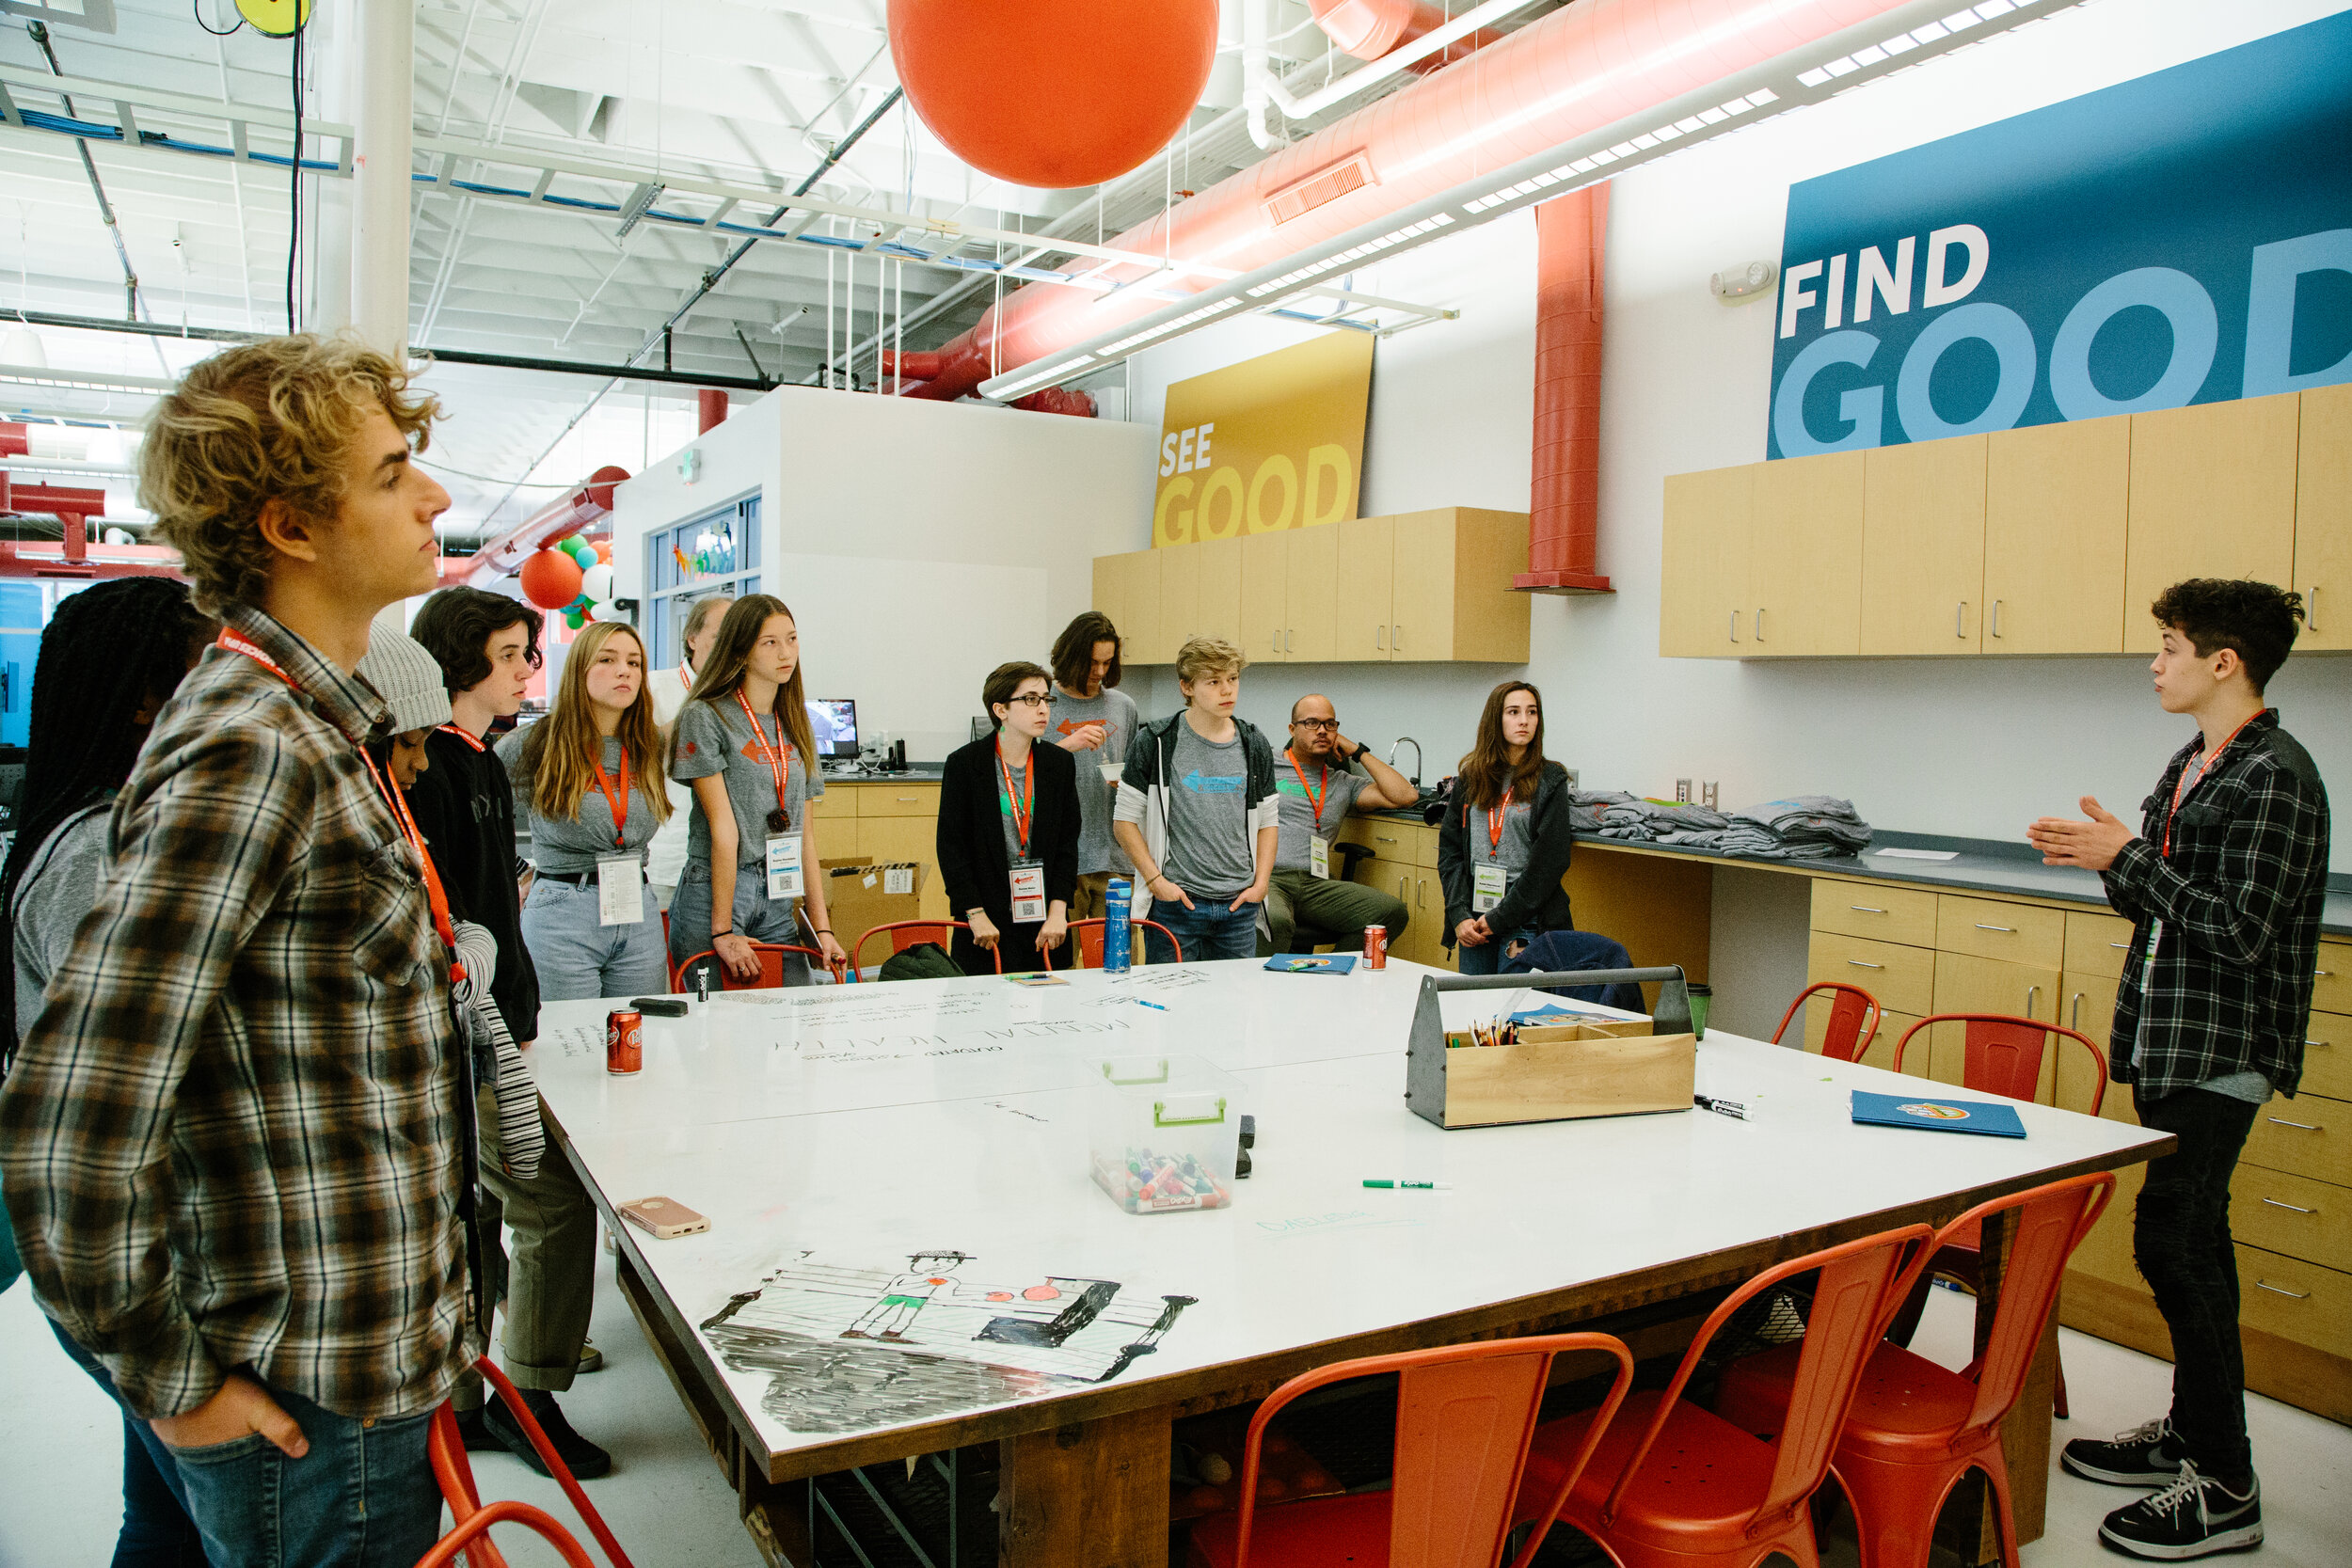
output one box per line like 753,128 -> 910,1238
1851,1090 -> 2026,1139
1263,954 -> 1357,975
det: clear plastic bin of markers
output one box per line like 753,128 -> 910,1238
1088,1053 -> 1241,1214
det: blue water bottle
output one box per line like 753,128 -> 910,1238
1104,876 -> 1133,976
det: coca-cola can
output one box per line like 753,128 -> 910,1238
1363,926 -> 1389,970
606,1009 -> 643,1075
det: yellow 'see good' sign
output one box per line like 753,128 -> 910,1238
1153,332 -> 1374,546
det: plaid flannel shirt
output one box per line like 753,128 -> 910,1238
2102,710 -> 2330,1101
0,605 -> 473,1420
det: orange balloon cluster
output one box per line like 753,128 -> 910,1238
888,0 -> 1218,189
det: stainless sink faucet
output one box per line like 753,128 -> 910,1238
1389,736 -> 1422,786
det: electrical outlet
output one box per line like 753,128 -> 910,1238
1703,781 -> 1720,809
1675,778 -> 1692,803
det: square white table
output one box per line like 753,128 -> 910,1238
529,958 -> 2169,1566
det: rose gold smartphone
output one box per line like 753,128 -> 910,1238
617,1196 -> 710,1239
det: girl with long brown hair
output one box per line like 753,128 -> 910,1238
669,594 -> 846,984
1437,680 -> 1578,974
499,619 -> 675,999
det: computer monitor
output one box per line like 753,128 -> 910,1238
807,699 -> 859,760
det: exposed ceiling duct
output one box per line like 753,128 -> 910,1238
899,0 -> 2060,405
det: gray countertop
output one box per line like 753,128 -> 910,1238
818,767 -> 946,784
1360,808 -> 2352,937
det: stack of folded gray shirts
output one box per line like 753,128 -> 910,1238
1597,799 -> 1730,840
1648,796 -> 1872,859
1569,789 -> 1638,831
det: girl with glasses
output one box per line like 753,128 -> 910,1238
936,662 -> 1081,976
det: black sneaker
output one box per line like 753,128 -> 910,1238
483,1388 -> 613,1480
452,1406 -> 503,1453
2099,1465 -> 2262,1560
2064,1418 -> 2190,1487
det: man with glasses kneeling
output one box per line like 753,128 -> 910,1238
1263,694 -> 1419,956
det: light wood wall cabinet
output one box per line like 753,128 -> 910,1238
1663,389 -> 2348,659
1094,509 -> 1531,666
1802,878 -> 2352,1423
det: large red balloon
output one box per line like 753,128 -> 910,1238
519,547 -> 583,610
889,0 -> 1218,189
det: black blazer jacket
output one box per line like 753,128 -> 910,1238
936,734 -> 1082,926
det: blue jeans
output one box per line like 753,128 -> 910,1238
47,1317 -> 206,1567
165,1379 -> 439,1568
1145,896 -> 1260,964
1455,924 -> 1541,976
521,875 -> 671,1001
666,857 -> 813,990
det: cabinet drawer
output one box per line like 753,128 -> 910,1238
1344,817 -> 1438,870
859,784 -> 942,818
2064,910 -> 2138,978
802,790 -> 850,820
2234,1244 -> 2352,1360
2241,1095 -> 2351,1188
1810,880 -> 1937,947
1936,895 -> 2066,969
2315,944 -> 2352,1017
1806,930 -> 1935,1016
2304,1011 -> 2350,1102
2233,1166 -> 2352,1274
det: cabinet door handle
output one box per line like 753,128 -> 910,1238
2260,1197 -> 2318,1214
1729,610 -> 1740,643
1375,834 -> 1399,845
2254,1279 -> 2311,1300
1376,624 -> 1386,650
1957,600 -> 1967,639
2071,992 -> 2084,1030
2266,1117 -> 2321,1132
2318,969 -> 2336,979
1847,960 -> 1884,970
1975,923 -> 2017,933
2110,942 -> 2131,950
1755,607 -> 1767,641
2026,984 -> 2041,1017
1273,626 -> 1282,652
2308,583 -> 2320,633
1393,624 -> 1403,650
1851,905 -> 1887,914
1991,599 -> 2003,639
2311,1037 -> 2333,1049
1416,877 -> 1427,910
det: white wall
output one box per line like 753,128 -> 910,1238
1118,0 -> 2352,872
612,387 -> 1158,762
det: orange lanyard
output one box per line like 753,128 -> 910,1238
436,722 -> 486,753
734,688 -> 791,822
677,667 -> 692,691
217,631 -> 464,980
1486,788 -> 1514,856
2159,713 -> 2261,860
1286,749 -> 1328,829
996,742 -> 1035,857
590,746 -> 632,848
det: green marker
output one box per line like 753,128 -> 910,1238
1362,1178 -> 1452,1190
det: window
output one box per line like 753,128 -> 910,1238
644,494 -> 762,666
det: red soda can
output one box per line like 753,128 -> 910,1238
606,1009 -> 643,1075
1363,925 -> 1389,970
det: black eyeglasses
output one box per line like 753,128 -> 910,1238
1006,693 -> 1057,709
1291,718 -> 1340,732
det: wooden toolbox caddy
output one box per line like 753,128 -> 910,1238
1406,968 -> 1698,1130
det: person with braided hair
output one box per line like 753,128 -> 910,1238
1,575 -> 213,1568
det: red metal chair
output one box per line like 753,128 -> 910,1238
1772,981 -> 1884,1064
1511,1224 -> 1935,1568
1888,1013 -> 2107,1417
418,1500 -> 597,1568
1186,1332 -> 1638,1568
1067,916 -> 1184,967
672,941 -> 842,990
851,919 -> 1001,976
427,1359 -> 633,1568
1712,1174 -> 2115,1568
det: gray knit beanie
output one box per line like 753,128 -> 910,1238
358,626 -> 454,735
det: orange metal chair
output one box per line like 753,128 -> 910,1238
1186,1332 -> 1638,1568
1771,982 -> 1884,1064
672,941 -> 841,991
1067,916 -> 1184,967
1511,1225 -> 1935,1568
1888,1013 -> 2107,1417
1712,1174 -> 2114,1568
417,1500 -> 596,1568
851,919 -> 1001,976
427,1359 -> 634,1568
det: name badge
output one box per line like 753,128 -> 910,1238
1310,836 -> 1331,880
765,832 -> 804,901
596,855 -> 645,927
1472,862 -> 1509,913
1009,859 -> 1046,924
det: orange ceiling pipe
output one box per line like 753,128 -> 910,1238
903,0 -> 1906,404
466,466 -> 629,587
1519,183 -> 1611,594
1308,0 -> 1499,70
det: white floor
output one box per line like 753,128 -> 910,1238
1,1264 -> 2345,1566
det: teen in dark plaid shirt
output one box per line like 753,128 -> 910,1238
2031,578 -> 2329,1562
0,337 -> 474,1568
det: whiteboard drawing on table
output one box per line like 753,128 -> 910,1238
696,1249 -> 1199,1436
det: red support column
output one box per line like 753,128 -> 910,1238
697,388 -> 729,434
1516,182 -> 1613,595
